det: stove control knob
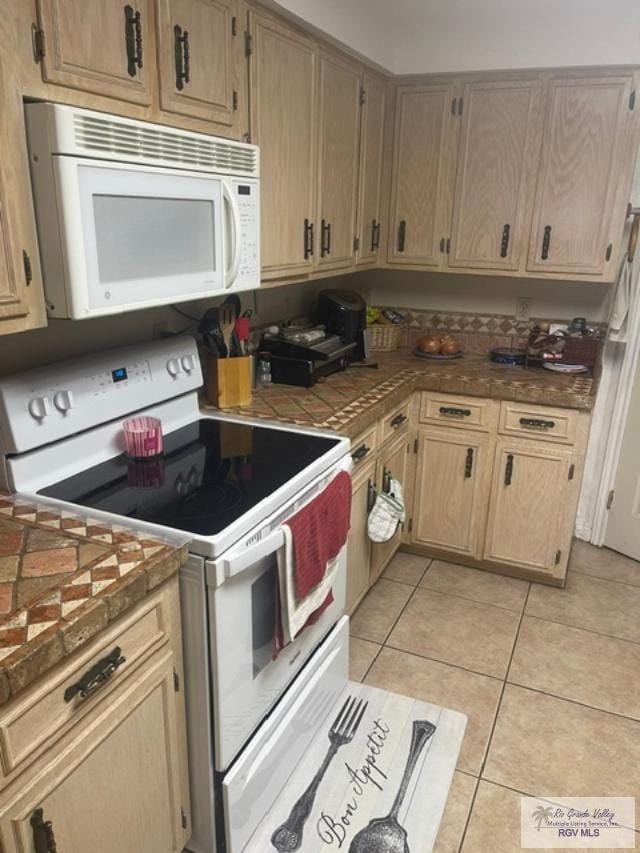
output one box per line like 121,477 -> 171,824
166,358 -> 182,377
53,390 -> 74,413
28,396 -> 51,421
181,354 -> 196,373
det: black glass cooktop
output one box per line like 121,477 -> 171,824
39,419 -> 341,536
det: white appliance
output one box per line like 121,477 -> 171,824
25,103 -> 260,319
0,337 -> 351,853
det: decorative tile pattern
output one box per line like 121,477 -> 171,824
205,350 -> 596,439
0,494 -> 188,704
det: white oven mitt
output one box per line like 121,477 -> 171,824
367,478 -> 406,543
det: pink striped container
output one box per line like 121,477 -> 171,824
122,416 -> 164,459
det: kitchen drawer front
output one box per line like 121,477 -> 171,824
419,393 -> 498,432
350,425 -> 378,473
0,580 -> 174,779
499,402 -> 578,445
380,401 -> 411,444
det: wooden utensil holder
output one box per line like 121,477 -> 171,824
202,352 -> 253,409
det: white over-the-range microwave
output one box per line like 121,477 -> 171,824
25,102 -> 260,320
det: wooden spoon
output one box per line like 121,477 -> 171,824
349,720 -> 436,853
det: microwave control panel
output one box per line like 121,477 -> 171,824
230,179 -> 260,290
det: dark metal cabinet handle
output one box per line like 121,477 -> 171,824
124,5 -> 143,77
439,406 -> 471,418
519,417 -> 556,430
367,479 -> 376,512
351,444 -> 370,463
174,25 -> 190,90
505,453 -> 514,486
321,219 -> 331,257
439,237 -> 446,253
397,220 -> 406,252
371,219 -> 381,251
31,807 -> 58,853
64,646 -> 126,703
465,448 -> 474,478
541,224 -> 552,260
500,223 -> 511,258
390,413 -> 408,428
304,219 -> 314,259
383,467 -> 392,492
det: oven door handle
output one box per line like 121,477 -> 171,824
222,527 -> 286,578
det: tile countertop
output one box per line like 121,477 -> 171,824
203,350 -> 597,440
0,494 -> 188,706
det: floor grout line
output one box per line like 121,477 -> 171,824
382,643 -> 507,682
500,680 -> 640,726
567,566 -> 640,590
523,611 -> 640,647
413,581 -> 530,614
457,582 -> 531,852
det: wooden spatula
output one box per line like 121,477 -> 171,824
218,302 -> 235,358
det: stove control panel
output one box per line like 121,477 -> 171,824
0,337 -> 203,455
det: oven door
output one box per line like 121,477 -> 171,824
53,157 -> 238,318
208,523 -> 347,771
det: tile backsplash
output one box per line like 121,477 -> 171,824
377,306 -> 606,355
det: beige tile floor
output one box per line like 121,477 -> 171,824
349,544 -> 640,852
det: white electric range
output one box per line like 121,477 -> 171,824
0,336 -> 352,853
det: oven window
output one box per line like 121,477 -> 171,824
251,559 -> 277,678
92,194 -> 215,283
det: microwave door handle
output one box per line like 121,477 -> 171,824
222,527 -> 285,578
222,182 -> 241,289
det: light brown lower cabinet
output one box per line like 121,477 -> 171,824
0,577 -> 190,853
412,428 -> 492,560
483,439 -> 576,577
346,456 -> 376,614
370,432 -> 410,583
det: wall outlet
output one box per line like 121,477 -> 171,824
515,297 -> 532,323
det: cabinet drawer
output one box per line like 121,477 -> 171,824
380,401 -> 411,444
499,402 -> 578,445
0,582 -> 173,778
419,393 -> 497,432
350,425 -> 378,473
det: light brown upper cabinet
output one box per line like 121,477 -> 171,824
447,78 -> 543,272
249,12 -> 318,279
0,62 -> 46,335
527,74 -> 636,277
315,50 -> 362,272
156,0 -> 240,129
356,72 -> 386,266
388,83 -> 457,267
36,0 -> 154,105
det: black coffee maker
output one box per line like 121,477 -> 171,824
316,289 -> 368,362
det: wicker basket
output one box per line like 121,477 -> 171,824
367,324 -> 404,352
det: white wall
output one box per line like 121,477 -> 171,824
0,278 -> 332,376
355,269 -> 613,323
275,0 -> 640,74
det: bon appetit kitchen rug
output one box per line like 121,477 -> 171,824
248,683 -> 467,852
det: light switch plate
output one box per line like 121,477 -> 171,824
515,297 -> 532,322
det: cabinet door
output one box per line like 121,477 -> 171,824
315,50 -> 362,272
484,440 -> 574,577
388,83 -> 456,266
157,0 -> 239,129
370,434 -> 410,582
0,652 -> 189,853
37,0 -> 153,105
346,458 -> 377,614
527,74 -> 635,276
0,62 -> 46,334
249,13 -> 317,279
448,78 -> 543,272
412,428 -> 492,559
356,72 -> 386,266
